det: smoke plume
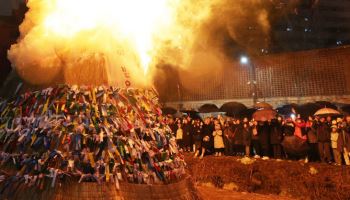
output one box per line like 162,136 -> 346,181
8,0 -> 281,89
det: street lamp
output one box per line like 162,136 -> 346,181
240,56 -> 249,65
240,55 -> 258,105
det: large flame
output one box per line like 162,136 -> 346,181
43,0 -> 175,74
9,0 -> 272,88
9,0 -> 180,86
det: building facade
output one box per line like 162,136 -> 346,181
158,46 -> 350,109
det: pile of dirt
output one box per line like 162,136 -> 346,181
185,155 -> 350,200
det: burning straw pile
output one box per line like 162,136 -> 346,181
0,85 -> 186,199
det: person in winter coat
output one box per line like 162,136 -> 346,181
293,118 -> 307,140
223,121 -> 234,156
242,121 -> 252,157
340,121 -> 350,165
175,122 -> 184,149
316,117 -> 331,163
182,119 -> 192,152
270,118 -> 283,159
200,118 -> 214,158
167,117 -> 177,134
283,119 -> 295,137
330,125 -> 342,165
233,119 -> 244,156
213,123 -> 224,156
193,120 -> 203,158
250,120 -> 261,158
258,121 -> 270,159
306,117 -> 319,162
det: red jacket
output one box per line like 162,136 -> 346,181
294,121 -> 307,140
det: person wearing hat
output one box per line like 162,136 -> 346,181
330,125 -> 342,165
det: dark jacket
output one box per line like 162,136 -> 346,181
306,120 -> 317,143
182,123 -> 192,145
223,126 -> 234,141
270,121 -> 283,144
233,124 -> 244,145
316,122 -> 330,143
242,124 -> 251,146
258,122 -> 270,146
202,123 -> 214,149
192,124 -> 202,142
283,123 -> 295,136
340,127 -> 350,151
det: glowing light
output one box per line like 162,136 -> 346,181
291,113 -> 296,120
41,0 -> 175,74
240,56 -> 249,64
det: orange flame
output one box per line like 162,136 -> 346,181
9,0 -> 182,85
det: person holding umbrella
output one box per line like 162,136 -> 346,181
316,117 -> 332,163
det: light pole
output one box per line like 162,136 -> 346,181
240,56 -> 258,105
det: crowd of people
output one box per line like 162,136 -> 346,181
0,85 -> 186,195
168,114 -> 350,166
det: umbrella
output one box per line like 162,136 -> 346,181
173,111 -> 183,118
239,108 -> 257,120
180,110 -> 201,119
254,102 -> 273,109
298,103 -> 322,119
161,107 -> 177,115
220,102 -> 247,117
282,136 -> 309,156
315,101 -> 337,110
198,104 -> 220,113
314,108 -> 341,116
341,104 -> 350,115
276,104 -> 298,117
252,109 -> 277,121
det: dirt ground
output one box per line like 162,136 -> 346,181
196,185 -> 293,200
185,154 -> 350,200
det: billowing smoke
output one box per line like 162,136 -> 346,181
152,0 -> 272,95
8,0 -> 176,87
8,0 -> 295,89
